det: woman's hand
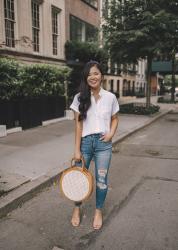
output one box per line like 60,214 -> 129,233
99,133 -> 113,142
74,150 -> 82,161
100,115 -> 118,142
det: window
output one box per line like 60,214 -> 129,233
31,1 -> 40,52
70,16 -> 83,42
70,15 -> 97,42
4,0 -> 15,47
81,0 -> 98,9
85,23 -> 97,42
110,80 -> 114,92
117,80 -> 120,92
52,7 -> 60,55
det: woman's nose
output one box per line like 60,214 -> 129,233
89,75 -> 96,79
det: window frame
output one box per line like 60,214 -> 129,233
31,0 -> 40,52
4,0 -> 15,48
70,15 -> 98,42
51,6 -> 61,56
81,0 -> 98,10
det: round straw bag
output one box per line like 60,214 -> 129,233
60,157 -> 93,202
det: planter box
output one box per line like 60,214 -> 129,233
65,109 -> 74,120
0,96 -> 66,129
0,125 -> 7,137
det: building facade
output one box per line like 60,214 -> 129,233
0,0 -> 100,64
65,0 -> 100,42
0,0 -> 66,65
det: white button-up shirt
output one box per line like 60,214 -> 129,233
70,88 -> 119,137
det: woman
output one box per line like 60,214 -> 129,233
70,61 -> 119,230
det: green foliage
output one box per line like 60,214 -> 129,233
0,58 -> 22,100
65,40 -> 109,71
120,103 -> 160,115
164,74 -> 178,86
104,0 -> 178,63
0,58 -> 71,100
20,64 -> 71,98
103,0 -> 178,107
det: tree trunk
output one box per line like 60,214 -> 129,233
146,55 -> 152,108
171,53 -> 176,102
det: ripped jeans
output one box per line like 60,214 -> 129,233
75,133 -> 112,209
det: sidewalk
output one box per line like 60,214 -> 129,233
0,96 -> 177,218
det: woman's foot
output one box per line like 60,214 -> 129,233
93,209 -> 103,230
71,207 -> 80,227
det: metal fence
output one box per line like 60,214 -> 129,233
0,96 -> 66,129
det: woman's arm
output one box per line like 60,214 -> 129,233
100,114 -> 119,142
110,114 -> 119,138
74,111 -> 83,160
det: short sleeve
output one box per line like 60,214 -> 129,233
112,95 -> 119,115
70,93 -> 80,113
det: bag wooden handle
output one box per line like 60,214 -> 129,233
71,156 -> 85,170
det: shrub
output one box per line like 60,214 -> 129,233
0,58 -> 71,100
20,64 -> 71,98
65,40 -> 109,73
0,58 -> 22,100
120,103 -> 160,115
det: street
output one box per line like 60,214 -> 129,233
0,112 -> 178,250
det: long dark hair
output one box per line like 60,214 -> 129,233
78,61 -> 103,121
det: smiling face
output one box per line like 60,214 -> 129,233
87,65 -> 102,90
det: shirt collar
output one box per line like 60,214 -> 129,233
91,87 -> 104,97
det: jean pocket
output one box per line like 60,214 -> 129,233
81,136 -> 91,144
98,139 -> 112,150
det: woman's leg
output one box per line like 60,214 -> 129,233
93,141 -> 112,229
71,136 -> 93,226
95,147 -> 112,209
74,152 -> 93,207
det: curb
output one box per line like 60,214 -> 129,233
42,117 -> 68,126
7,127 -> 22,135
0,109 -> 171,219
0,165 -> 66,219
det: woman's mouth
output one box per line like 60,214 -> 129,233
90,80 -> 97,84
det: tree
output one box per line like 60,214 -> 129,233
159,1 -> 178,102
103,0 -> 178,107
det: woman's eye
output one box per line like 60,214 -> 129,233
88,73 -> 99,76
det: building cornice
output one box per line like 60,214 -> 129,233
0,49 -> 66,64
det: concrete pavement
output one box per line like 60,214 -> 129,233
0,96 -> 177,218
